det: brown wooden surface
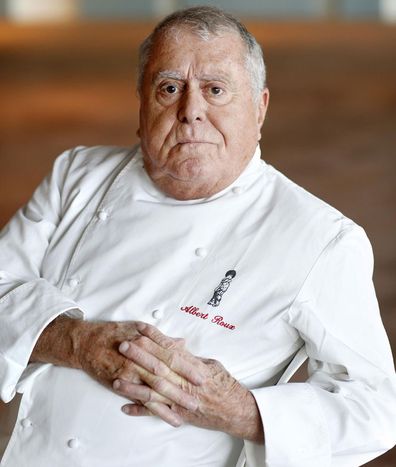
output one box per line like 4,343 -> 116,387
0,20 -> 395,465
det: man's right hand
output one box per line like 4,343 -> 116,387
30,316 -> 200,418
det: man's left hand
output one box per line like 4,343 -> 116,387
113,323 -> 264,443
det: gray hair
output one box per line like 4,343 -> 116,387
137,6 -> 266,101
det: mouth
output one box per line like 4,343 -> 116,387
177,140 -> 217,148
178,140 -> 208,144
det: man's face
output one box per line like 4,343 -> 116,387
139,28 -> 269,200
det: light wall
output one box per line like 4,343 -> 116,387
0,0 -> 388,20
75,0 -> 382,18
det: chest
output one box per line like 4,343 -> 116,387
41,165 -> 305,385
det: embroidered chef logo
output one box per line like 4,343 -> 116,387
207,270 -> 236,307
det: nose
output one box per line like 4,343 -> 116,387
177,88 -> 207,124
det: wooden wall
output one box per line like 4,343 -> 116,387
0,20 -> 395,465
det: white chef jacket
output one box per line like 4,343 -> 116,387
0,144 -> 395,467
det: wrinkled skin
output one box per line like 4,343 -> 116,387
31,316 -> 200,417
114,323 -> 264,443
139,28 -> 269,200
74,320 -> 144,388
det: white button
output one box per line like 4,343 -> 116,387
21,418 -> 32,428
97,210 -> 108,221
151,309 -> 163,320
67,438 -> 79,449
195,247 -> 207,258
68,278 -> 79,288
232,186 -> 243,195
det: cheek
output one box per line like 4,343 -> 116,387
140,95 -> 178,169
208,113 -> 244,150
145,106 -> 177,148
222,107 -> 259,146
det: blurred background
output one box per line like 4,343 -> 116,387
0,1 -> 395,464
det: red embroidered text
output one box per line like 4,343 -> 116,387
180,306 -> 208,320
211,315 -> 236,330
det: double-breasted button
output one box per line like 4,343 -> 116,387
97,210 -> 109,221
67,438 -> 80,449
232,186 -> 243,195
195,247 -> 207,258
151,309 -> 163,320
68,278 -> 79,288
21,418 -> 32,429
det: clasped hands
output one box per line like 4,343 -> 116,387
77,320 -> 263,443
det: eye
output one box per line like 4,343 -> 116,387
164,84 -> 178,94
157,81 -> 183,105
210,86 -> 223,96
159,82 -> 181,96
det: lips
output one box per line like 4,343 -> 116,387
177,140 -> 213,145
179,140 -> 207,144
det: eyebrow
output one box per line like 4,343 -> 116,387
153,70 -> 231,85
153,70 -> 184,84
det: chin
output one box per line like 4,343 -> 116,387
171,157 -> 207,180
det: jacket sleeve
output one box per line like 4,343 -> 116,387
245,225 -> 396,466
0,148 -> 84,403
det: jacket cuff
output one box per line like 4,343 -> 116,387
0,279 -> 83,402
249,383 -> 330,467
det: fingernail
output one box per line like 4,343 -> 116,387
171,415 -> 183,427
187,399 -> 199,411
113,379 -> 121,390
136,322 -> 146,332
119,341 -> 129,353
193,375 -> 204,386
122,405 -> 130,415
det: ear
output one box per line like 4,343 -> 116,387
257,88 -> 270,141
136,128 -> 141,138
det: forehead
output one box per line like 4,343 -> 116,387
145,28 -> 247,80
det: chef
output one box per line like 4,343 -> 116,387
1,6 -> 396,467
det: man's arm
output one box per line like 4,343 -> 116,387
0,149 -> 85,403
30,315 -> 141,388
30,315 -> 81,369
30,315 -> 202,425
113,226 -> 396,466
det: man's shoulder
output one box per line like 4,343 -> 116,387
48,145 -> 140,202
263,163 -> 356,239
52,144 -> 139,188
63,145 -> 137,170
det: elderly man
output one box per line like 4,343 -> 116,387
0,6 -> 395,467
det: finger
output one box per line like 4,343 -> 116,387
140,371 -> 199,411
136,322 -> 180,350
144,401 -> 183,427
135,325 -> 205,373
122,401 -> 183,427
120,339 -> 204,386
173,337 -> 186,349
120,341 -> 177,381
114,370 -> 199,411
114,366 -> 142,384
122,401 -> 185,430
113,379 -> 171,405
122,403 -> 152,417
121,340 -> 202,387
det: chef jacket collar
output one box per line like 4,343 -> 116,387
134,144 -> 264,205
